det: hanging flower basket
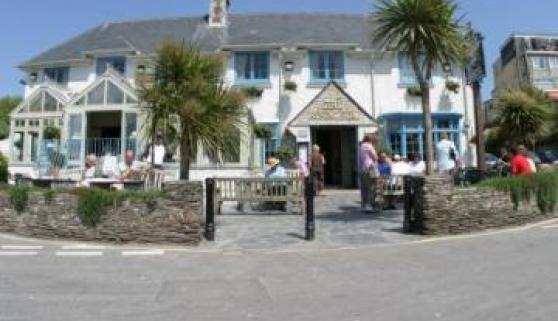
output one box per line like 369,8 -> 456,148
241,86 -> 264,98
284,81 -> 297,92
253,124 -> 272,139
406,87 -> 423,97
446,80 -> 460,94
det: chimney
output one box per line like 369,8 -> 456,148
208,0 -> 230,28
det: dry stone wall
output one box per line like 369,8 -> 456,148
412,176 -> 557,235
0,181 -> 203,245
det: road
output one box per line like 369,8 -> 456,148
1,222 -> 558,321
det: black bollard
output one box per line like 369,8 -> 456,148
403,175 -> 413,233
205,178 -> 216,242
305,175 -> 315,241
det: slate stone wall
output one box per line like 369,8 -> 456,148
0,181 -> 203,245
410,175 -> 557,236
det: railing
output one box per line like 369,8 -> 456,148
36,138 -> 143,178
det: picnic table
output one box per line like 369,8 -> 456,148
31,177 -> 78,189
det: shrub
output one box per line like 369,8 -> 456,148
9,186 -> 29,213
0,153 -> 8,184
43,189 -> 55,205
478,170 -> 558,213
274,145 -> 295,164
76,188 -> 112,227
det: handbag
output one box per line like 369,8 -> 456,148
367,166 -> 379,179
449,147 -> 457,161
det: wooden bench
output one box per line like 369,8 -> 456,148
214,177 -> 305,215
382,175 -> 405,197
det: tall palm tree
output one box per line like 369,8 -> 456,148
138,41 -> 246,180
371,0 -> 468,174
495,87 -> 551,149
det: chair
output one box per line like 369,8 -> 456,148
143,170 -> 165,191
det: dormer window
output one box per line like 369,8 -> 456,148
309,51 -> 345,82
43,67 -> 69,85
234,52 -> 270,85
96,56 -> 126,76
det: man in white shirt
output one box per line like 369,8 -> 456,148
391,154 -> 411,176
436,132 -> 459,174
146,134 -> 166,169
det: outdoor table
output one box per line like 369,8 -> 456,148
32,177 -> 78,189
88,178 -> 143,191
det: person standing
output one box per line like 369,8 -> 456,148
498,147 -> 511,176
358,134 -> 379,211
145,133 -> 166,170
310,145 -> 325,195
511,146 -> 534,176
408,153 -> 426,176
436,132 -> 459,176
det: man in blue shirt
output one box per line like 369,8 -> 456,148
377,152 -> 392,177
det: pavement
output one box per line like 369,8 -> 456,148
208,189 -> 421,251
1,189 -> 558,320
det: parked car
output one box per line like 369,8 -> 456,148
526,151 -> 542,165
537,149 -> 558,164
485,153 -> 499,168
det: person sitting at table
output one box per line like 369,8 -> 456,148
265,157 -> 286,178
83,154 -> 97,179
118,150 -> 144,181
264,157 -> 287,211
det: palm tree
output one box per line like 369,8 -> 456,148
138,41 -> 246,180
495,87 -> 551,149
371,0 -> 468,174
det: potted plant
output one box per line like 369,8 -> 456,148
406,86 -> 423,97
284,81 -> 297,92
241,86 -> 264,98
43,126 -> 61,140
445,80 -> 460,94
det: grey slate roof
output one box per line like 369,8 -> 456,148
22,14 -> 374,67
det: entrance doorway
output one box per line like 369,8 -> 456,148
311,126 -> 357,188
86,111 -> 122,157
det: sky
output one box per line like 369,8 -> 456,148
1,0 -> 557,98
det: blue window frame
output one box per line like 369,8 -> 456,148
398,52 -> 430,87
309,51 -> 345,82
258,123 -> 281,165
96,56 -> 126,76
382,113 -> 461,160
44,67 -> 69,85
234,52 -> 270,84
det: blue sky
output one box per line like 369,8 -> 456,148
1,0 -> 557,98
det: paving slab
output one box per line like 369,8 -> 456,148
203,189 -> 422,251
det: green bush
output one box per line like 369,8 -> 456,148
42,126 -> 61,140
43,189 -> 55,205
284,81 -> 297,92
9,186 -> 29,213
76,188 -> 111,227
0,153 -> 8,184
478,170 -> 558,213
75,188 -> 164,227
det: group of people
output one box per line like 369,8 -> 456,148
498,145 -> 537,176
81,135 -> 167,186
358,132 -> 460,212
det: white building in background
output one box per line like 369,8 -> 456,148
10,0 -> 476,188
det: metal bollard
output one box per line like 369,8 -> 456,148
205,178 -> 216,242
305,175 -> 315,241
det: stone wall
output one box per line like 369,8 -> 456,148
410,176 -> 557,236
0,181 -> 203,245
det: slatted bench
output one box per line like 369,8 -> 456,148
213,177 -> 305,215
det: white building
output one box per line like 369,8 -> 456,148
10,0 -> 476,188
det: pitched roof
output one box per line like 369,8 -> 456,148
288,81 -> 377,127
21,14 -> 374,67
